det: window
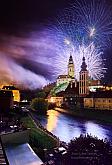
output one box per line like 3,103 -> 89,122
80,75 -> 81,80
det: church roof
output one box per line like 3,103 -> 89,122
81,56 -> 87,71
68,54 -> 74,64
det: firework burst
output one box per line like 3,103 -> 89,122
72,0 -> 112,48
47,0 -> 112,80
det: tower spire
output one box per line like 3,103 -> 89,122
81,56 -> 87,71
68,53 -> 75,78
79,56 -> 89,96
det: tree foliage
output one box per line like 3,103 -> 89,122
62,134 -> 112,165
36,91 -> 46,98
31,98 -> 48,114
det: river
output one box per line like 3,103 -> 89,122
36,109 -> 112,143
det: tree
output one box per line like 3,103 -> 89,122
31,98 -> 48,114
62,134 -> 112,165
36,91 -> 46,98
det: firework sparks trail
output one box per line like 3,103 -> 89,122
47,0 -> 112,80
0,0 -> 111,88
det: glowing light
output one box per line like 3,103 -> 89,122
47,0 -> 112,80
89,27 -> 96,37
64,38 -> 71,45
46,110 -> 59,132
72,0 -> 112,48
53,42 -> 106,79
0,0 -> 112,88
49,97 -> 55,103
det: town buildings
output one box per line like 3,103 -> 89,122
49,53 -> 112,110
56,54 -> 76,86
2,85 -> 20,103
0,90 -> 13,113
84,90 -> 112,110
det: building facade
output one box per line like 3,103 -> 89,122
2,85 -> 20,103
56,54 -> 75,86
48,96 -> 63,107
84,91 -> 112,110
79,57 -> 89,97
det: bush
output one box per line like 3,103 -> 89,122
31,98 -> 48,114
62,134 -> 112,165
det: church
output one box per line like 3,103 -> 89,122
56,54 -> 76,86
56,53 -> 89,97
48,53 -> 104,108
48,54 -> 112,110
47,54 -> 90,108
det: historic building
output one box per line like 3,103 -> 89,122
56,54 -> 76,86
79,56 -> 89,97
49,55 -> 89,107
48,53 -> 112,110
84,91 -> 112,110
2,85 -> 20,103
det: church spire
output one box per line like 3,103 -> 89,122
81,56 -> 87,71
69,53 -> 74,64
79,56 -> 89,96
68,53 -> 75,78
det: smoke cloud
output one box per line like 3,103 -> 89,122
0,30 -> 59,89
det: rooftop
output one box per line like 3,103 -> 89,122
87,90 -> 112,98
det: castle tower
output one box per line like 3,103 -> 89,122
68,54 -> 75,78
79,56 -> 89,96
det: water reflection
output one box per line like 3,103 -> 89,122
46,110 -> 59,132
85,122 -> 108,139
38,109 -> 112,143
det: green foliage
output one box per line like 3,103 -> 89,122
50,82 -> 69,96
36,91 -> 46,98
31,98 -> 48,114
21,116 -> 58,149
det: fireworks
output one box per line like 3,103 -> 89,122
72,0 -> 112,48
0,0 -> 111,88
53,41 -> 106,80
48,0 -> 112,80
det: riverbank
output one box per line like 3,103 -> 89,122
21,114 -> 59,149
55,107 -> 112,124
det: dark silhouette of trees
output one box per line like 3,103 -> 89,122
31,98 -> 48,114
62,134 -> 112,165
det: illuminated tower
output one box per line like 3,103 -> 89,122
79,56 -> 89,96
68,54 -> 75,78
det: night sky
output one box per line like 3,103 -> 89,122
0,0 -> 112,88
0,0 -> 70,33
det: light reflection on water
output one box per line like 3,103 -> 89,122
38,109 -> 112,143
46,110 -> 59,132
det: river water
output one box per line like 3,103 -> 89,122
36,109 -> 112,143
